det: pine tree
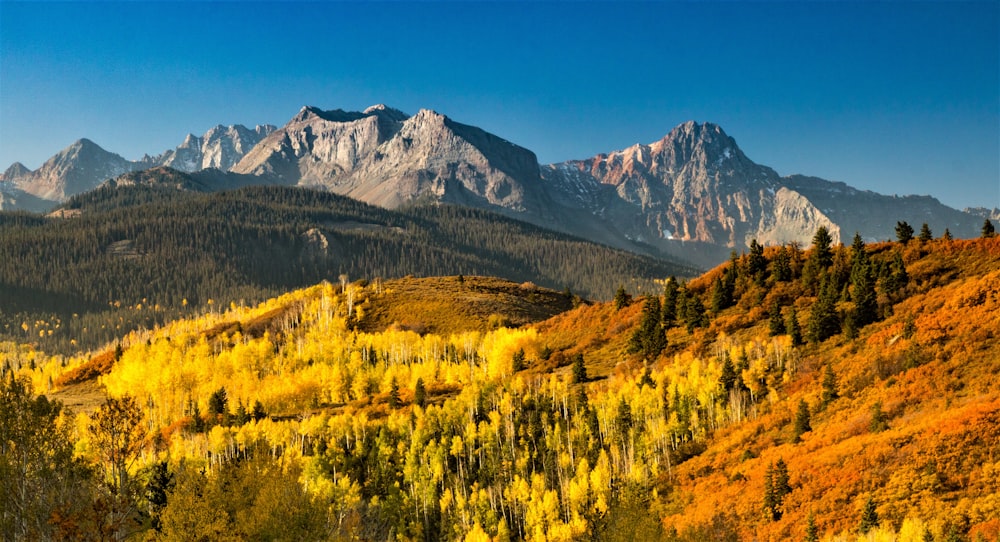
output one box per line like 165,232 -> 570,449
859,494 -> 879,533
413,378 -> 427,408
820,364 -> 838,407
251,400 -> 267,422
630,296 -> 666,360
768,302 -> 786,336
613,285 -> 631,310
787,306 -> 804,346
571,353 -> 588,384
811,226 -> 834,269
208,387 -> 228,417
942,228 -> 953,241
772,245 -> 792,282
388,377 -> 400,409
850,240 -> 878,327
982,218 -> 996,238
807,276 -> 841,343
870,401 -> 889,432
662,277 -> 679,328
718,355 -> 737,396
805,511 -> 819,542
748,238 -> 767,277
793,399 -> 811,442
896,221 -> 915,244
511,348 -> 526,372
918,223 -> 933,242
710,276 -> 732,314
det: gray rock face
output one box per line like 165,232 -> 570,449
155,124 -> 276,173
13,139 -> 139,201
540,121 -> 981,261
233,105 -> 550,216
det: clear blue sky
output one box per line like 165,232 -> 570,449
2,1 -> 997,210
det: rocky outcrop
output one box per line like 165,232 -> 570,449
153,124 -> 276,173
233,105 -> 551,216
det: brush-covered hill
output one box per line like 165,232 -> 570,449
2,233 -> 998,541
0,178 -> 693,354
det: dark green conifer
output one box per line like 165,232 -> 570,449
793,399 -> 811,442
413,378 -> 427,408
571,353 -> 588,384
613,285 -> 631,310
630,296 -> 666,361
820,364 -> 838,407
870,401 -> 889,432
982,218 -> 996,238
896,221 -> 915,244
859,494 -> 879,533
805,511 -> 819,542
807,276 -> 841,343
768,302 -> 786,336
811,226 -> 834,269
748,238 -> 767,277
787,306 -> 804,346
918,223 -> 933,242
662,277 -> 679,328
771,245 -> 792,282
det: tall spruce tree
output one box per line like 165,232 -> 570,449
787,306 -> 804,346
768,302 -> 786,336
918,223 -> 933,242
630,296 -> 666,360
896,221 -> 915,244
662,276 -> 679,328
807,276 -> 841,343
771,245 -> 792,282
983,218 -> 996,238
811,226 -> 834,269
849,234 -> 878,327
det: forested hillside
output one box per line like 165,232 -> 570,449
0,183 -> 693,353
1,229 -> 998,541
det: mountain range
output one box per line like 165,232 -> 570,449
1,105 -> 986,267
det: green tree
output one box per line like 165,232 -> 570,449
572,353 -> 589,384
208,387 -> 228,419
710,275 -> 734,314
630,296 -> 666,360
747,239 -> 766,277
613,285 -> 631,310
793,399 -> 811,442
805,511 -> 819,542
811,226 -> 834,269
918,223 -> 933,242
820,364 -> 838,407
250,400 -> 267,422
942,228 -> 953,241
982,218 -> 996,238
771,245 -> 792,282
763,459 -> 792,521
768,302 -> 786,336
662,277 -> 679,328
413,378 -> 427,408
859,494 -> 879,534
807,277 -> 840,343
718,355 -> 738,397
896,221 -> 914,244
681,288 -> 708,333
870,401 -> 889,433
388,377 -> 400,409
850,236 -> 878,327
511,348 -> 526,372
787,306 -> 804,346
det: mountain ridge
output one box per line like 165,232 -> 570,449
2,105 -> 987,266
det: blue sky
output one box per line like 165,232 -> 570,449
1,1 -> 997,210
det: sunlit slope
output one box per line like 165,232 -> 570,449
5,235 -> 997,541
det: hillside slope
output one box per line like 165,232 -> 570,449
0,181 -> 692,353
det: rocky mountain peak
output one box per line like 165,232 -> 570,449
1,162 -> 32,182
